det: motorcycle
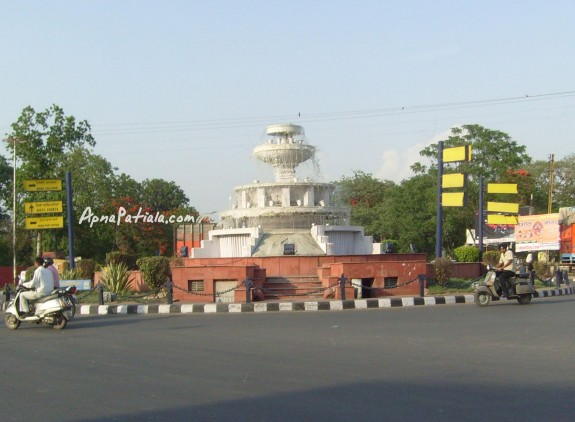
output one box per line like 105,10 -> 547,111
474,266 -> 535,307
4,285 -> 76,330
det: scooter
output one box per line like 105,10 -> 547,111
474,267 -> 535,307
4,285 -> 76,330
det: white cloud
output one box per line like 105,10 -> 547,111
375,127 -> 457,183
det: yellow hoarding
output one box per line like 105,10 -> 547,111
25,216 -> 64,230
24,201 -> 63,214
442,192 -> 465,207
442,173 -> 466,188
443,145 -> 471,162
487,183 -> 518,194
23,179 -> 62,192
486,202 -> 519,214
487,214 -> 518,225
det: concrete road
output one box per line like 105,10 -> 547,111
1,296 -> 574,421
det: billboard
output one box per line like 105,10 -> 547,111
481,223 -> 515,244
515,213 -> 560,252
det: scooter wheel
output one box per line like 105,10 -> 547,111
474,291 -> 491,307
52,314 -> 67,330
5,313 -> 21,330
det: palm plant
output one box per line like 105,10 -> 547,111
99,262 -> 133,295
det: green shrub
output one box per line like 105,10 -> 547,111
453,245 -> 480,262
75,259 -> 97,280
106,251 -> 139,270
482,250 -> 500,267
137,256 -> 171,291
60,268 -> 80,280
433,257 -> 453,286
532,261 -> 549,279
100,262 -> 133,295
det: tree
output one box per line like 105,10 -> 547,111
106,196 -> 169,258
62,147 -> 120,261
140,178 -> 189,211
113,173 -> 142,203
413,124 -> 532,182
0,155 -> 14,264
552,154 -> 575,209
526,154 -> 575,212
7,105 -> 95,180
412,124 -> 532,255
0,155 -> 11,219
334,171 -> 395,242
3,105 -> 95,258
379,174 -> 439,256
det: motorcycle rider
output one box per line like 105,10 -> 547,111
496,243 -> 516,297
44,257 -> 60,288
19,257 -> 55,316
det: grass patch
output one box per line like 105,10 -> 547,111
75,290 -> 165,304
427,278 -> 476,295
427,277 -> 557,295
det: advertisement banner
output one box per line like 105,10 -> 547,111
515,213 -> 560,252
474,212 -> 515,244
482,224 -> 515,244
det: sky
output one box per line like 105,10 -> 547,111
1,1 -> 574,217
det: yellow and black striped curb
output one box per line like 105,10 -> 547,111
66,287 -> 574,315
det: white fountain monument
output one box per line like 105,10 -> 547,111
192,123 -> 381,257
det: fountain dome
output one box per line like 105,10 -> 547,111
219,123 -> 349,230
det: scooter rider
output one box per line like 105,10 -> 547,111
44,257 -> 60,288
19,257 -> 55,316
496,243 -> 516,297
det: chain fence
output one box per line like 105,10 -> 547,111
258,279 -> 341,297
74,283 -> 164,303
172,279 -> 246,298
71,269 -> 570,305
169,276 -> 424,299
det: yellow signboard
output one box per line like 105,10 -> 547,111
23,179 -> 62,192
487,183 -> 518,194
24,201 -> 63,214
442,173 -> 466,188
442,192 -> 466,207
25,216 -> 64,230
443,145 -> 472,163
487,214 -> 518,225
486,202 -> 519,214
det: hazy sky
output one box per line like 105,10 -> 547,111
1,1 -> 574,216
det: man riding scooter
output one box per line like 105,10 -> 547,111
496,243 -> 516,297
19,257 -> 54,316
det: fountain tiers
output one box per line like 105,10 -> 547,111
220,123 -> 349,230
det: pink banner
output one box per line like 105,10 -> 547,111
515,213 -> 560,252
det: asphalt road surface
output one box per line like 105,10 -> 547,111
2,296 -> 574,422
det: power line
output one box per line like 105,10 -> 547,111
90,90 -> 575,136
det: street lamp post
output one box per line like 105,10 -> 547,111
4,137 -> 22,285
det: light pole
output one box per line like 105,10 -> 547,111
3,137 -> 22,285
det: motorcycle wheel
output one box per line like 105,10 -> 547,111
5,313 -> 21,330
474,291 -> 491,307
517,294 -> 532,305
52,314 -> 68,330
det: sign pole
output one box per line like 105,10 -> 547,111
436,141 -> 444,259
66,172 -> 75,270
478,176 -> 484,262
11,140 -> 17,285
